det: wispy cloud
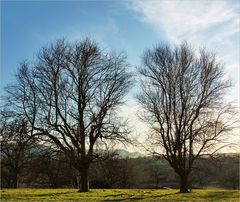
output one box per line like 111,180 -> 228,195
128,0 -> 239,46
127,0 -> 240,104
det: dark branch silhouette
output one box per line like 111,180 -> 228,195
3,38 -> 133,192
137,42 -> 236,193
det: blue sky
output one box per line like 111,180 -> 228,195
1,1 -> 164,90
1,1 -> 239,147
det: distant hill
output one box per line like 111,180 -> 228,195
215,153 -> 239,157
114,149 -> 145,158
114,150 -> 239,159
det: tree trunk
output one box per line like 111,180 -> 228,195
180,175 -> 189,193
79,165 -> 89,192
13,172 -> 19,188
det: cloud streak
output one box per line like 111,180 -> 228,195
128,0 -> 239,45
128,0 -> 239,104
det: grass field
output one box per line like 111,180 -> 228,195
1,188 -> 239,201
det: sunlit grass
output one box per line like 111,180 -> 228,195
1,188 -> 239,201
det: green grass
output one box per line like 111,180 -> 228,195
1,188 -> 239,201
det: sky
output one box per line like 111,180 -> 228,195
1,0 -> 239,151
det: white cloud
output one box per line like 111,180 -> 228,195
128,0 -> 240,105
128,0 -> 239,45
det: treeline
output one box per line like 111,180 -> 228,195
1,144 -> 238,189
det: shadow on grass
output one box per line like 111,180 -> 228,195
102,193 -> 137,201
203,190 -> 239,200
103,194 -> 133,197
103,198 -> 144,202
102,192 -> 179,201
30,191 -> 76,197
149,192 -> 179,198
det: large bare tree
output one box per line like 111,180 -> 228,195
4,39 -> 133,192
137,42 -> 235,193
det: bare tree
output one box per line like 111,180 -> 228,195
0,115 -> 37,188
4,38 -> 133,192
137,42 -> 235,193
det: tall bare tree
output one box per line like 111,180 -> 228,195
4,39 -> 133,192
137,42 -> 235,193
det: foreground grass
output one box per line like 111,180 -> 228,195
1,188 -> 239,201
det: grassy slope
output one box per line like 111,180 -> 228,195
1,188 -> 239,201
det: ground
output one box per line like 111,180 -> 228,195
1,188 -> 239,201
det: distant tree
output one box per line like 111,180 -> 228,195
217,155 -> 239,189
27,148 -> 76,188
0,116 -> 37,188
91,152 -> 120,188
137,42 -> 235,192
190,157 -> 216,188
147,160 -> 169,188
3,39 -> 133,192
